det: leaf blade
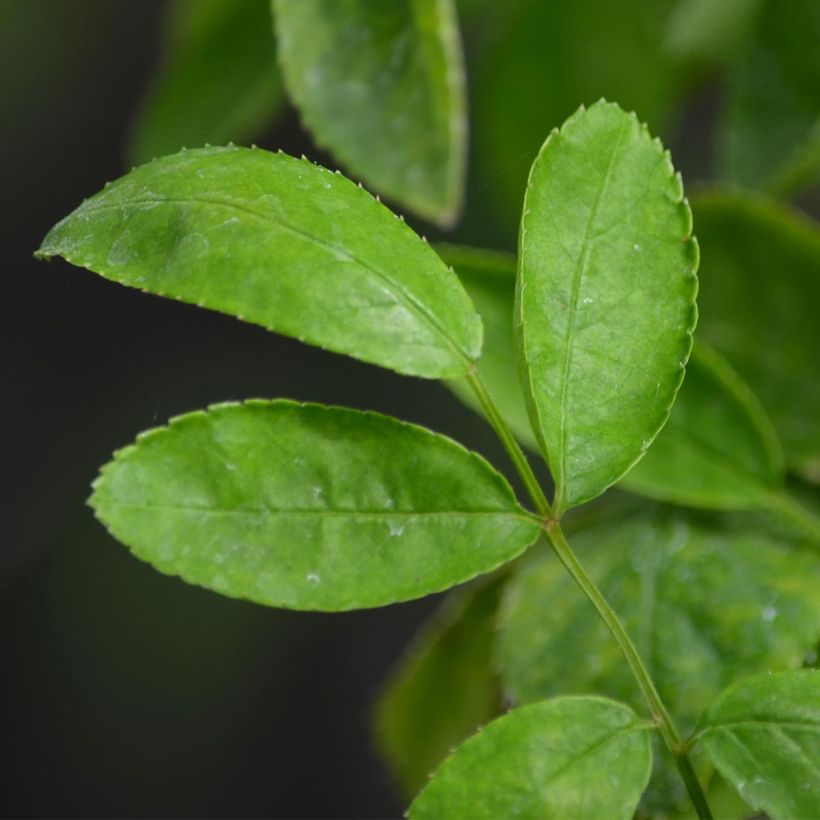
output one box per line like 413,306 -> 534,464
621,342 -> 785,509
697,670 -> 820,819
517,101 -> 698,512
36,146 -> 482,378
273,0 -> 467,225
693,188 -> 820,481
408,696 -> 653,819
374,575 -> 505,796
90,401 -> 540,611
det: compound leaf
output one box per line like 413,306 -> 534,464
498,508 -> 820,734
696,670 -> 820,819
273,0 -> 467,225
408,696 -> 653,819
694,189 -> 820,482
621,342 -> 784,509
517,101 -> 698,512
90,401 -> 539,611
374,575 -> 505,796
36,146 -> 482,379
440,244 -> 538,451
129,0 -> 283,164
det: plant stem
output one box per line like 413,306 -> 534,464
466,370 -> 551,517
544,521 -> 713,820
763,488 -> 820,545
467,375 -> 712,818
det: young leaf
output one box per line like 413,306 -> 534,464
439,244 -> 538,451
36,146 -> 482,379
408,696 -> 653,819
129,0 -> 283,164
621,342 -> 785,509
517,101 -> 698,513
695,670 -> 820,819
90,401 -> 540,611
374,575 -> 505,796
498,507 -> 820,733
719,0 -> 820,195
694,189 -> 820,482
272,0 -> 467,225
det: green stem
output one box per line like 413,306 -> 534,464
467,374 -> 712,818
763,489 -> 820,545
466,371 -> 551,517
544,522 -> 713,820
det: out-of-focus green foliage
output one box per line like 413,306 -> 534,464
273,0 -> 467,225
719,0 -> 820,195
129,0 -> 283,163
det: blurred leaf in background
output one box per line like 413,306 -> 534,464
128,0 -> 283,164
718,0 -> 820,196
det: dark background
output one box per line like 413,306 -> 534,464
0,1 -> 753,817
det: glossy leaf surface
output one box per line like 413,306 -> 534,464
273,0 -> 467,225
517,101 -> 698,512
36,146 -> 482,379
622,342 -> 784,509
409,697 -> 652,819
440,245 -> 537,451
498,508 -> 820,732
719,0 -> 820,194
129,0 -> 283,163
694,189 -> 820,481
374,576 -> 504,796
696,670 -> 820,818
90,401 -> 540,611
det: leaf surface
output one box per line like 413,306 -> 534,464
129,0 -> 283,163
498,508 -> 820,733
621,342 -> 784,509
517,101 -> 698,512
374,575 -> 504,796
90,401 -> 540,611
408,696 -> 652,819
696,670 -> 820,819
36,146 -> 482,379
273,0 -> 467,225
694,189 -> 820,481
719,0 -> 820,195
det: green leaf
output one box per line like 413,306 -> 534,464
693,189 -> 820,482
374,575 -> 505,796
36,146 -> 482,379
90,401 -> 540,611
272,0 -> 467,225
621,342 -> 784,509
439,244 -> 538,451
498,508 -> 820,734
461,0 -> 683,243
719,0 -> 820,195
516,101 -> 698,513
129,0 -> 283,164
443,246 -> 785,513
408,696 -> 653,819
695,670 -> 820,818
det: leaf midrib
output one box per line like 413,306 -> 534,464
101,499 -> 536,524
554,120 -> 629,508
74,194 -> 473,366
